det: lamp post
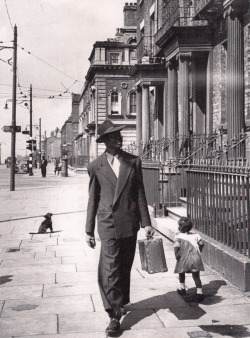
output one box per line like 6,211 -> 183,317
39,118 -> 41,168
10,25 -> 17,191
28,84 -> 33,176
1,26 -> 18,190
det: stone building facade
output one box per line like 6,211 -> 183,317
75,3 -> 138,163
45,134 -> 61,162
61,94 -> 80,164
133,0 -> 250,159
133,0 -> 250,291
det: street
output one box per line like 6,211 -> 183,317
0,165 -> 250,337
0,164 -> 81,191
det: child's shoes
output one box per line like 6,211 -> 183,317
177,288 -> 186,296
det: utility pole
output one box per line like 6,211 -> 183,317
28,84 -> 33,176
44,130 -> 47,159
10,25 -> 17,191
39,118 -> 41,168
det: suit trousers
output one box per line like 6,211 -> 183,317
98,234 -> 137,319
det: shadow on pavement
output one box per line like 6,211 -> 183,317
0,275 -> 13,285
29,230 -> 63,235
200,325 -> 250,337
108,279 -> 227,337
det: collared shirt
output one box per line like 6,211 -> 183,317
106,151 -> 120,178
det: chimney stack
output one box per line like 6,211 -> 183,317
123,2 -> 137,27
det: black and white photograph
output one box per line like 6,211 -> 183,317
0,0 -> 249,337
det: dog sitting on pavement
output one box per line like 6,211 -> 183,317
38,213 -> 53,233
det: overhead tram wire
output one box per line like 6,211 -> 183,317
0,83 -> 74,99
4,0 -> 13,31
18,45 -> 83,83
0,83 -> 71,92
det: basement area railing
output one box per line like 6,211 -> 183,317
124,131 -> 230,163
126,131 -> 249,213
187,159 -> 250,258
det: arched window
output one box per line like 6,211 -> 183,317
128,37 -> 137,45
129,91 -> 136,115
111,91 -> 119,114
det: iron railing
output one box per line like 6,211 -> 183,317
125,132 -> 248,165
131,132 -> 250,257
193,0 -> 212,16
155,2 -> 207,45
126,131 -> 227,163
193,0 -> 224,20
125,132 -> 249,209
187,160 -> 250,257
142,166 -> 161,212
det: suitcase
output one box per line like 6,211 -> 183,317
138,237 -> 168,274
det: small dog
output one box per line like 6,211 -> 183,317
38,213 -> 53,233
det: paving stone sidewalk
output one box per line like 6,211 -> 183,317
0,167 -> 249,337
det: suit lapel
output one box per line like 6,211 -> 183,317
97,153 -> 117,187
113,152 -> 132,206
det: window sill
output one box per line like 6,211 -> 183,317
126,115 -> 136,119
108,115 -> 124,119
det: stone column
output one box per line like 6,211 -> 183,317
124,48 -> 129,64
100,48 -> 106,63
167,60 -> 178,158
136,85 -> 142,155
142,83 -> 150,141
155,85 -> 164,139
225,6 -> 245,157
163,80 -> 168,138
206,50 -> 213,134
178,52 -> 191,137
94,48 -> 100,62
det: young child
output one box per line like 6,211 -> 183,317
174,216 -> 204,301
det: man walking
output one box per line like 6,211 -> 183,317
41,156 -> 47,177
85,119 -> 154,334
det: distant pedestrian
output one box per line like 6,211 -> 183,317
54,158 -> 60,175
174,216 -> 204,302
41,156 -> 48,177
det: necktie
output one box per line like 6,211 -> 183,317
111,156 -> 120,178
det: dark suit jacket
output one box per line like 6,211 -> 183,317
85,150 -> 151,239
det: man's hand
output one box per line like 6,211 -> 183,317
144,226 -> 155,239
86,234 -> 96,249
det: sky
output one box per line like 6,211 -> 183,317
0,0 -> 126,159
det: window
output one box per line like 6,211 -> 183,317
129,91 -> 136,115
110,53 -> 119,64
108,89 -> 122,115
128,37 -> 137,45
111,91 -> 119,114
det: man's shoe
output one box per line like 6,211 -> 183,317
105,318 -> 120,334
120,306 -> 127,316
177,288 -> 186,296
196,294 -> 204,302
